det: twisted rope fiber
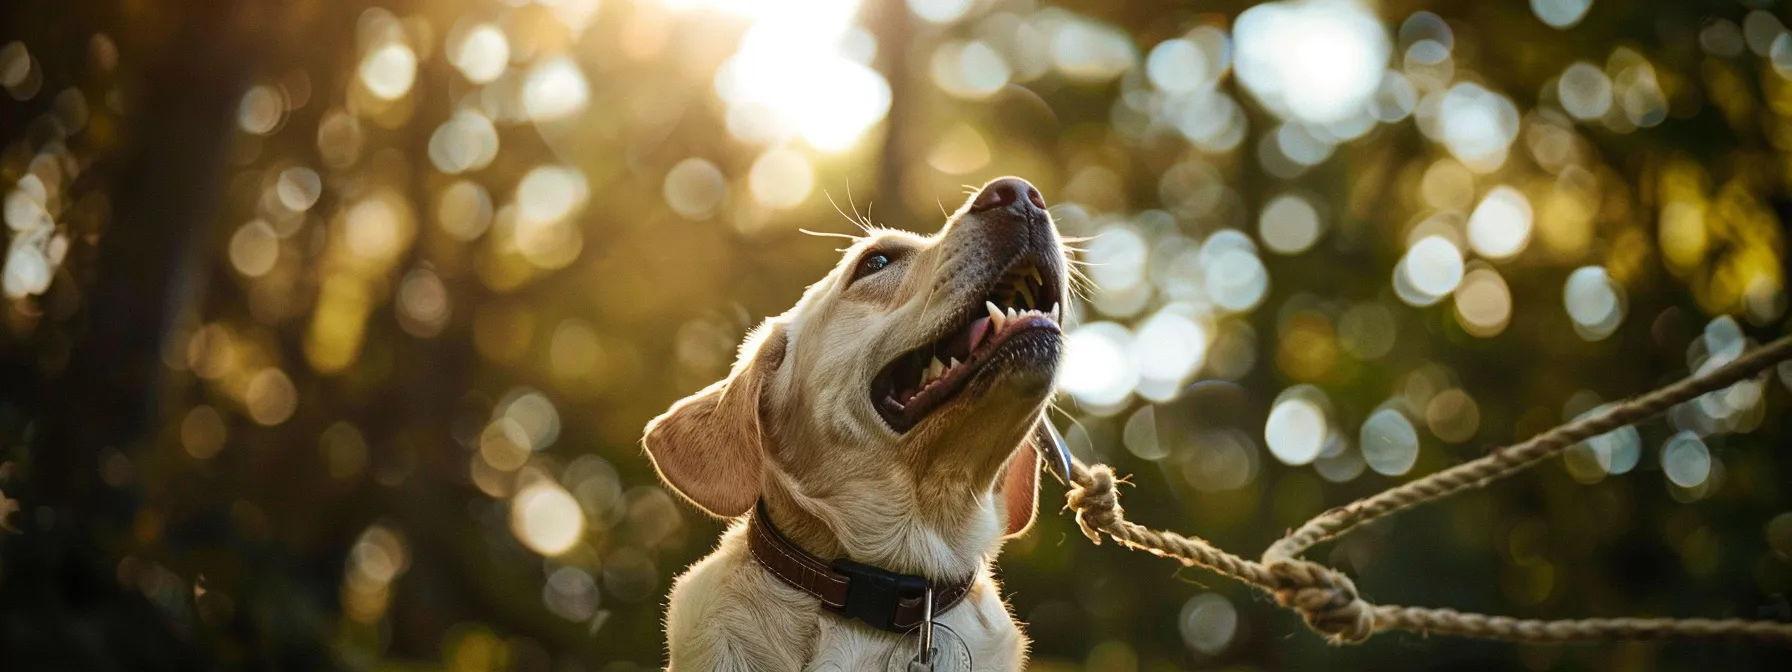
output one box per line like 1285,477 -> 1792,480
1062,334 -> 1792,646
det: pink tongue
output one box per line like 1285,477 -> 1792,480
966,317 -> 992,352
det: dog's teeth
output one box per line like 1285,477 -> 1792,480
1006,307 -> 1018,320
987,301 -> 1006,330
1050,302 -> 1060,322
948,357 -> 960,370
927,357 -> 945,382
1027,267 -> 1043,285
1017,285 -> 1036,308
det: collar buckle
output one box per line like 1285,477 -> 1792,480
829,557 -> 928,632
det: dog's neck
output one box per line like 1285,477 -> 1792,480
757,465 -> 1003,582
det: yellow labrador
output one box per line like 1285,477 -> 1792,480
643,177 -> 1072,671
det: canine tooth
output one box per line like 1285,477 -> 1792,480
1017,285 -> 1035,308
986,301 -> 1006,330
928,357 -> 946,381
948,357 -> 960,370
1050,302 -> 1060,322
1027,267 -> 1043,285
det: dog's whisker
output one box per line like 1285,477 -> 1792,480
799,228 -> 865,242
824,190 -> 870,235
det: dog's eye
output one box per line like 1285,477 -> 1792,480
853,252 -> 893,280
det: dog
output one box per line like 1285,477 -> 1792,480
641,176 -> 1073,670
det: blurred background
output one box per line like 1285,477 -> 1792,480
1,0 -> 1790,669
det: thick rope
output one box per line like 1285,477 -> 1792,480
1062,333 -> 1792,646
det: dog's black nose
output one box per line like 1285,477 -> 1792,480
969,177 -> 1046,215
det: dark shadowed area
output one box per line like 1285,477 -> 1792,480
1,0 -> 1790,670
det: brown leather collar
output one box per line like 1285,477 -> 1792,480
746,502 -> 972,633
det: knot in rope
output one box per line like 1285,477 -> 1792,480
1064,463 -> 1121,544
1266,560 -> 1374,644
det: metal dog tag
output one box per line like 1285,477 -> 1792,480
886,624 -> 970,672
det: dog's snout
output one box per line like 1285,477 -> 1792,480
969,177 -> 1046,215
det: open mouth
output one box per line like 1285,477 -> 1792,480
871,257 -> 1063,433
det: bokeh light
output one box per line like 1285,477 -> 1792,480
1177,593 -> 1238,655
931,40 -> 1010,99
450,23 -> 510,84
1202,231 -> 1270,313
1532,0 -> 1593,29
1454,266 -> 1513,337
1396,236 -> 1464,306
511,481 -> 585,557
1259,193 -> 1323,255
227,220 -> 279,278
523,56 -> 591,124
747,146 -> 815,209
1061,322 -> 1138,413
1265,387 -> 1331,466
908,0 -> 973,24
1557,62 -> 1613,121
1429,82 -> 1520,171
1564,265 -> 1625,341
1132,307 -> 1208,400
1466,186 -> 1532,260
245,368 -> 297,426
1661,431 -> 1711,489
1564,402 -> 1642,483
358,42 -> 417,101
1360,407 -> 1420,476
438,180 -> 493,241
180,405 -> 227,460
664,157 -> 728,220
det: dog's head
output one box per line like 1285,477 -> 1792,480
642,177 -> 1069,544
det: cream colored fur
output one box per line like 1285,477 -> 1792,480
643,181 -> 1065,671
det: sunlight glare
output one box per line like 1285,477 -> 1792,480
705,0 -> 891,152
1234,0 -> 1390,125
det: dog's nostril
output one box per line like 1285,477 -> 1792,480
970,177 -> 1045,214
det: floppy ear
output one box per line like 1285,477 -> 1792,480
998,421 -> 1047,538
642,321 -> 788,518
